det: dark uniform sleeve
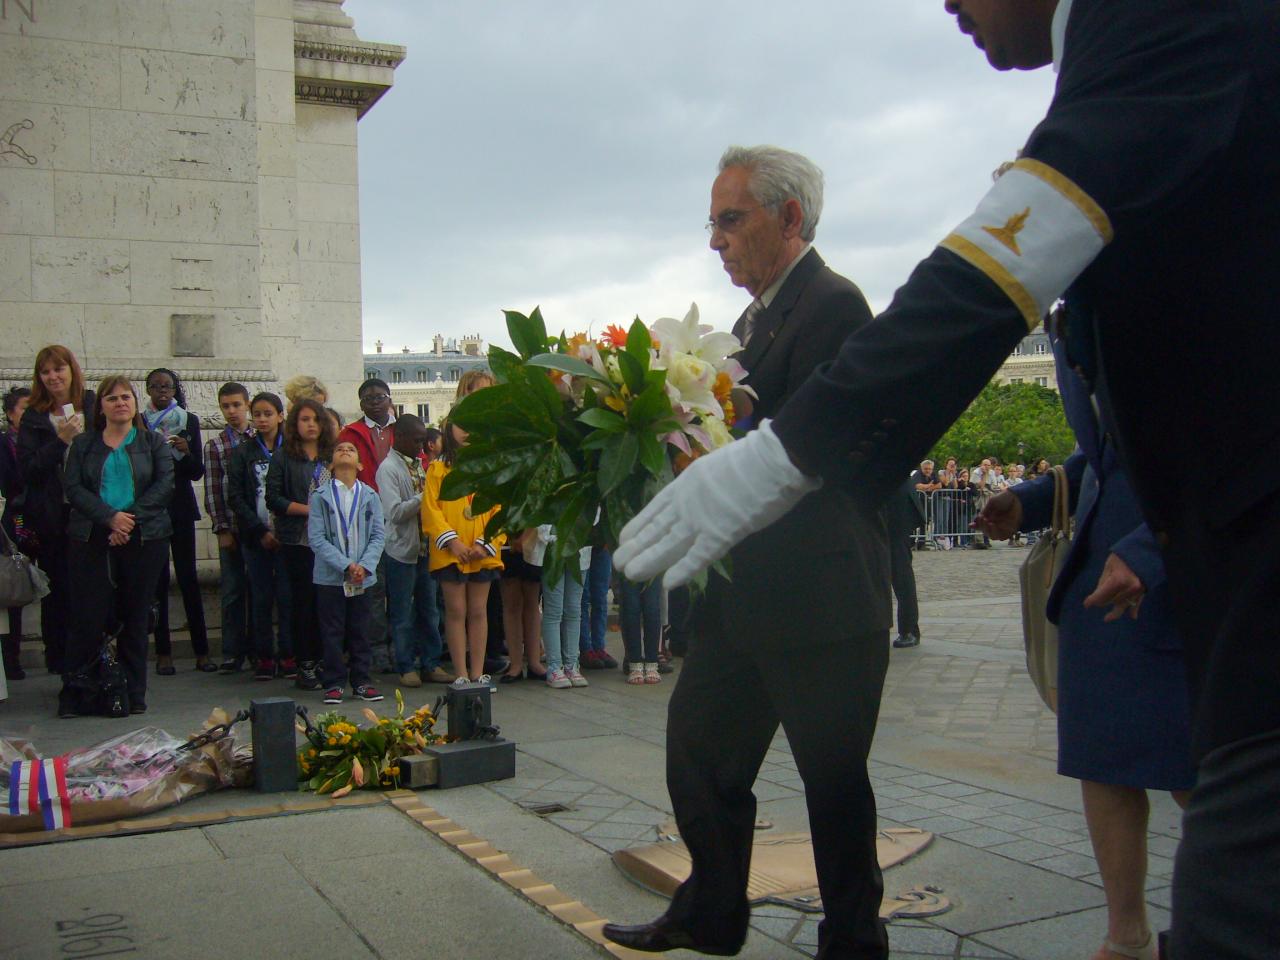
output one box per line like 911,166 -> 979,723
772,0 -> 1257,509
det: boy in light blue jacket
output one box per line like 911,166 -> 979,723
308,440 -> 385,704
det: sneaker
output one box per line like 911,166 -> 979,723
451,676 -> 470,689
296,662 -> 322,691
217,657 -> 242,675
278,657 -> 298,679
598,651 -> 619,669
580,649 -> 606,670
545,668 -> 572,689
354,684 -> 384,702
477,673 -> 497,692
399,670 -> 422,688
643,662 -> 662,684
565,665 -> 589,688
322,687 -> 344,704
254,658 -> 275,681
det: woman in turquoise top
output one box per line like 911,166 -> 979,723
60,376 -> 174,718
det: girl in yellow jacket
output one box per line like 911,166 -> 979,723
421,417 -> 505,689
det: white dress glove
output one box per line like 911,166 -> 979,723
613,420 -> 821,588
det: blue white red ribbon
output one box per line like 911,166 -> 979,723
7,758 -> 72,830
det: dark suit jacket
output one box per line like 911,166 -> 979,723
699,249 -> 891,645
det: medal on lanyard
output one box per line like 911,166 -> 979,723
332,480 -> 361,558
462,493 -> 475,521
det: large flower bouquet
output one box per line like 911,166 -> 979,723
440,305 -> 749,582
297,692 -> 447,796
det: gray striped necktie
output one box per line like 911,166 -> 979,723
741,298 -> 765,346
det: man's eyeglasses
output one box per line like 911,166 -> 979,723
361,392 -> 391,403
705,206 -> 765,235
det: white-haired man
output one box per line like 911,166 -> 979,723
605,146 -> 892,959
615,2 -> 1280,956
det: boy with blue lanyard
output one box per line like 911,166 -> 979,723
308,440 -> 385,704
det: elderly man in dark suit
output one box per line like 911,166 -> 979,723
604,146 -> 892,959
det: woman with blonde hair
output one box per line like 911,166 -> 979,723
283,374 -> 329,410
17,345 -> 93,673
60,376 -> 174,717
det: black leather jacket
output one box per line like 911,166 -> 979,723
15,390 -> 94,540
265,449 -> 325,546
64,427 -> 174,542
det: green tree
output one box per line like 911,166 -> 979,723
928,381 -> 1075,469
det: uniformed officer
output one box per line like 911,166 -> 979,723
614,2 -> 1280,958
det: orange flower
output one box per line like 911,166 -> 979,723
672,449 -> 703,475
600,323 -> 629,348
566,332 -> 589,355
712,371 -> 733,402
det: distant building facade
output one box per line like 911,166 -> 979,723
363,334 -> 490,424
994,329 -> 1058,391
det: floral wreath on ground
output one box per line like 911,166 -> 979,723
297,691 -> 449,795
441,304 -> 750,585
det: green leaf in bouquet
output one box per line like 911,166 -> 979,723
625,318 -> 651,369
486,345 -> 524,384
449,381 -> 554,436
577,407 -> 627,432
506,308 -> 549,360
524,361 -> 567,421
616,349 -> 646,393
637,431 -> 666,477
627,378 -> 672,427
580,429 -> 622,451
598,431 -> 638,495
526,353 -> 609,384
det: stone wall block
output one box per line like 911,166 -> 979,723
0,0 -> 123,46
0,167 -> 53,235
257,174 -> 297,231
120,49 -> 256,121
255,68 -> 295,126
259,228 -> 300,284
0,303 -> 86,359
255,0 -> 294,19
299,259 -> 359,303
255,121 -> 296,178
31,237 -> 131,304
0,235 -> 30,301
120,0 -> 253,59
81,304 -> 171,359
294,102 -> 356,146
128,240 -> 259,309
92,111 -> 256,182
297,180 -> 357,224
260,281 -> 301,334
54,173 -> 258,244
296,140 -> 357,186
253,12 -> 294,72
298,221 -> 358,263
0,36 -> 121,109
0,101 -> 92,171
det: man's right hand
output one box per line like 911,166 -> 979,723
261,531 -> 281,551
217,531 -> 237,550
972,490 -> 1022,540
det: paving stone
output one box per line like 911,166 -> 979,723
1032,852 -> 1102,878
576,791 -> 632,809
1017,825 -> 1088,847
944,826 -> 1023,849
986,838 -> 1065,863
1034,811 -> 1090,831
581,820 -> 654,841
880,803 -> 947,825
932,801 -> 999,821
925,782 -> 988,799
748,913 -> 801,941
1146,834 -> 1182,859
794,919 -> 822,947
902,792 -> 965,811
874,782 -> 922,800
1146,885 -> 1173,910
994,800 -> 1065,820
975,904 -> 1170,960
973,813 -> 1042,833
886,922 -> 961,953
604,806 -> 669,826
894,773 -> 952,789
904,815 -> 977,835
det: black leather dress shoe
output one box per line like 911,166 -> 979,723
892,633 -> 921,648
602,915 -> 744,956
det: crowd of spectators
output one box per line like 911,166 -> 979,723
0,345 -> 679,716
909,455 -> 1052,549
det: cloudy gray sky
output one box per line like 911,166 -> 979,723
343,0 -> 1057,354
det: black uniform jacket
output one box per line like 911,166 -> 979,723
700,249 -> 891,647
771,0 -> 1280,756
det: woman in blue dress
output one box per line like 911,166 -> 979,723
976,307 -> 1195,960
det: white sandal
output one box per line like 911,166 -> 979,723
626,665 -> 645,685
643,662 -> 662,684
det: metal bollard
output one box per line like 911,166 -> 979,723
251,697 -> 298,793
